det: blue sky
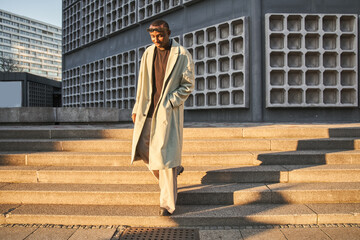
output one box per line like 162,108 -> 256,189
0,0 -> 62,27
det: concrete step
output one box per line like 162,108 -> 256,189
0,129 -> 51,139
186,138 -> 360,152
251,150 -> 360,165
0,182 -> 359,205
1,124 -> 360,139
0,152 -> 132,166
1,138 -> 359,152
187,150 -> 360,165
0,129 -> 133,140
2,150 -> 360,166
1,124 -> 359,228
180,182 -> 360,205
0,127 -> 328,140
0,165 -> 359,184
0,139 -> 132,152
0,203 -> 359,226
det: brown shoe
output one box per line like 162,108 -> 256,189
159,207 -> 172,216
177,165 -> 184,176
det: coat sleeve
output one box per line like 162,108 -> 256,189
132,53 -> 147,115
168,50 -> 195,108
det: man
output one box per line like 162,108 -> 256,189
131,19 -> 195,216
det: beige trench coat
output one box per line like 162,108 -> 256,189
131,40 -> 195,170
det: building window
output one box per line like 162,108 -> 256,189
31,63 -> 42,68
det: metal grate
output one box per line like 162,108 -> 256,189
119,227 -> 199,240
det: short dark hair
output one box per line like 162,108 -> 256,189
149,19 -> 170,30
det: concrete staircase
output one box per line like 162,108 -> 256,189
0,123 -> 360,227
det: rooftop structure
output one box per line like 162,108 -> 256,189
0,72 -> 61,107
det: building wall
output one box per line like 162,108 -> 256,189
0,72 -> 62,107
0,9 -> 62,81
0,81 -> 22,107
62,0 -> 360,122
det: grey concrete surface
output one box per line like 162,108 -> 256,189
0,224 -> 359,240
199,229 -> 242,240
1,122 -> 360,232
25,227 -> 76,240
68,228 -> 117,240
280,228 -> 331,240
0,108 -> 132,123
321,227 -> 360,240
240,229 -> 287,240
0,225 -> 38,240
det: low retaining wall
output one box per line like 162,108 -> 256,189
0,108 -> 132,124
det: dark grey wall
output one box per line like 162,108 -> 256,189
261,0 -> 360,123
0,72 -> 62,107
63,0 -> 360,123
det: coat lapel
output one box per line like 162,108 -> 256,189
164,41 -> 180,83
145,45 -> 156,99
146,45 -> 156,80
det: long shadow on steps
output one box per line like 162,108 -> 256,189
176,127 -> 360,230
0,126 -> 359,236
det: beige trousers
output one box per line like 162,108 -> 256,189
136,118 -> 178,214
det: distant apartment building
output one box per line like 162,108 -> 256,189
0,9 -> 62,81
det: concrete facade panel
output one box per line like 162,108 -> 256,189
62,0 -> 360,122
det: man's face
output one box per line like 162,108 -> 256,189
148,25 -> 171,50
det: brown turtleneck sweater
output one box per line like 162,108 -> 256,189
147,43 -> 171,117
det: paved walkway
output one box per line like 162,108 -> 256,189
1,224 -> 359,240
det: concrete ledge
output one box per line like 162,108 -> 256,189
0,108 -> 21,123
0,108 -> 132,124
20,108 -> 56,123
